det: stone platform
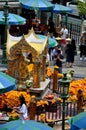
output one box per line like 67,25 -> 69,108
30,78 -> 50,100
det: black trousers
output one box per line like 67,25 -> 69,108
79,45 -> 86,57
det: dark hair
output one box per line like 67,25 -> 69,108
19,95 -> 26,106
71,39 -> 75,44
58,50 -> 61,54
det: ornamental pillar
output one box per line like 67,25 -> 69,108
29,96 -> 36,120
53,67 -> 59,92
42,55 -> 46,81
33,61 -> 40,88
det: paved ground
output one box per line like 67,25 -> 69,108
50,51 -> 86,79
63,54 -> 86,79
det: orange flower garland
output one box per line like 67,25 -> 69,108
36,100 -> 49,107
68,78 -> 86,101
2,91 -> 31,108
46,67 -> 63,78
46,67 -> 53,77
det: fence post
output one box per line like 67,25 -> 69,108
77,90 -> 83,114
29,96 -> 36,120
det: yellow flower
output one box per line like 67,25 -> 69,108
31,95 -> 36,99
46,67 -> 53,77
27,64 -> 34,72
54,66 -> 59,69
69,78 -> 86,101
51,99 -> 56,104
58,73 -> 63,79
40,113 -> 46,123
3,90 -> 31,108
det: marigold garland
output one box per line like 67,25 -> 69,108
0,90 -> 31,108
68,78 -> 86,101
46,67 -> 63,78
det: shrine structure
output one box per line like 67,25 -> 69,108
6,28 -> 50,98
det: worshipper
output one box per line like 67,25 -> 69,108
14,95 -> 29,120
52,46 -> 59,65
55,49 -> 64,73
65,39 -> 76,67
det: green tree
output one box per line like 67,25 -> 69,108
77,0 -> 86,15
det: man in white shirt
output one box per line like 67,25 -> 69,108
60,25 -> 68,39
60,25 -> 68,56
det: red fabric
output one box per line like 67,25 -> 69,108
60,39 -> 66,44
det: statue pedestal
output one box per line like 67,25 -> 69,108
30,78 -> 50,100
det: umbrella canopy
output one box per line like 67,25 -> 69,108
53,3 -> 73,13
0,72 -> 16,94
70,116 -> 86,130
68,111 -> 86,130
0,11 -> 26,25
37,34 -> 58,48
19,0 -> 54,10
0,120 -> 54,130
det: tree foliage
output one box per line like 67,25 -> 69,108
77,0 -> 86,15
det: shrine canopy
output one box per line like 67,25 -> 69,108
7,28 -> 48,56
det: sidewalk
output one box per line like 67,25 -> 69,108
63,53 -> 86,79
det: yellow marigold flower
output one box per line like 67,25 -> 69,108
40,113 -> 46,123
36,101 -> 41,106
44,101 -> 49,105
51,99 -> 56,104
54,66 -> 59,69
31,95 -> 36,99
58,73 -> 63,79
27,64 -> 34,72
46,67 -> 53,77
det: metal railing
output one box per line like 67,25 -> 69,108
35,101 -> 77,123
62,21 -> 81,47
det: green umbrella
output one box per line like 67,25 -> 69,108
0,11 -> 26,25
37,34 -> 58,48
53,3 -> 73,13
0,120 -> 54,130
0,72 -> 16,94
68,111 -> 86,125
19,0 -> 54,10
